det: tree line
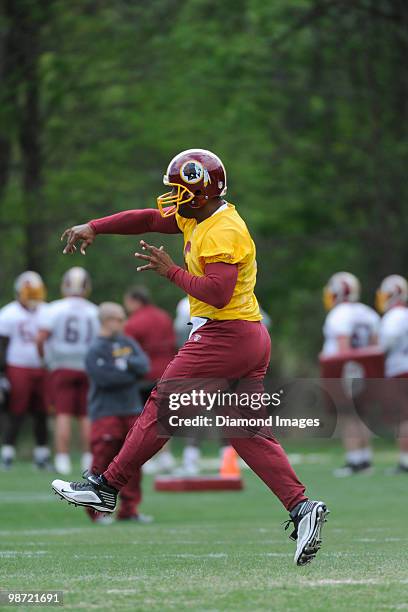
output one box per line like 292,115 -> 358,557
1,0 -> 407,373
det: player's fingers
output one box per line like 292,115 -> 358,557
134,252 -> 153,262
63,243 -> 77,255
64,229 -> 79,251
136,263 -> 154,272
80,239 -> 91,255
61,230 -> 74,249
60,228 -> 71,242
140,239 -> 161,254
156,248 -> 169,260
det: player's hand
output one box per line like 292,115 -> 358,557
61,223 -> 96,255
135,240 -> 175,277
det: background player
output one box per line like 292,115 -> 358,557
53,148 -> 328,566
85,302 -> 151,523
37,267 -> 99,474
0,272 -> 50,470
377,274 -> 408,474
321,271 -> 380,476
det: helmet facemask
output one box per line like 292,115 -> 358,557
157,182 -> 197,217
375,290 -> 388,314
19,285 -> 46,310
323,287 -> 336,311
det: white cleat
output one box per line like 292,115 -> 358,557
52,473 -> 117,513
285,500 -> 329,566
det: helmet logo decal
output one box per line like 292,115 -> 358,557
180,160 -> 204,184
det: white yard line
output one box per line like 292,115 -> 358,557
0,550 -> 47,557
0,527 -> 95,536
0,493 -> 53,503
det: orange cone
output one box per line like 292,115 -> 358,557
220,446 -> 241,478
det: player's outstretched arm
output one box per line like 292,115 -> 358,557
61,208 -> 180,255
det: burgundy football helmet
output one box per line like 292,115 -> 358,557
61,267 -> 91,297
376,274 -> 408,313
157,149 -> 227,217
15,271 -> 46,309
323,272 -> 361,311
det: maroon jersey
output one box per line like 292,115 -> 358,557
124,304 -> 176,381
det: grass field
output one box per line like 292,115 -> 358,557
1,442 -> 407,611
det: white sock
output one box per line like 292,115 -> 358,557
55,452 -> 70,461
33,446 -> 50,462
182,445 -> 200,468
157,451 -> 176,470
1,445 -> 15,461
360,447 -> 372,463
81,452 -> 93,472
399,452 -> 408,468
346,449 -> 365,465
54,453 -> 72,474
160,451 -> 173,460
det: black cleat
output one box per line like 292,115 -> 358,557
284,500 -> 329,566
51,472 -> 118,513
385,463 -> 408,475
34,458 -> 53,471
1,457 -> 13,471
116,513 -> 154,524
333,461 -> 372,477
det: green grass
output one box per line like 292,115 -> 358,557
1,443 -> 408,611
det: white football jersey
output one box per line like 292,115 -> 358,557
0,300 -> 47,368
39,297 -> 99,371
379,306 -> 408,377
322,302 -> 380,356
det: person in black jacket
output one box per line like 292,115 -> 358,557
85,301 -> 151,523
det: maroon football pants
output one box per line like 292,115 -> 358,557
104,320 -> 307,511
87,415 -> 141,520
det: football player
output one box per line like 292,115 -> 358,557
53,149 -> 328,566
322,272 -> 380,476
377,275 -> 408,473
0,271 -> 50,469
37,267 -> 99,474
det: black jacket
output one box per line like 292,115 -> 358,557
85,334 -> 150,422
